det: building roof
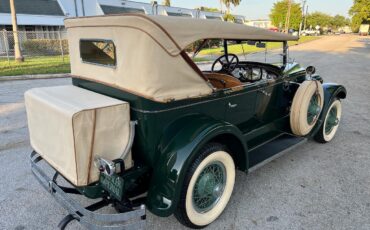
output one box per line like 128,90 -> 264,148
166,12 -> 192,17
0,0 -> 64,16
100,5 -> 145,15
65,14 -> 298,56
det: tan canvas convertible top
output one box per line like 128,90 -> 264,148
65,14 -> 298,102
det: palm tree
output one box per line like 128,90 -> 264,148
222,0 -> 241,14
9,0 -> 24,62
162,0 -> 170,7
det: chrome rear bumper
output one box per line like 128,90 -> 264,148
30,151 -> 146,230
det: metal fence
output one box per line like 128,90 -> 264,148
0,30 -> 68,60
0,30 -> 69,76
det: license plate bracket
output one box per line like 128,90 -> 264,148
100,173 -> 124,201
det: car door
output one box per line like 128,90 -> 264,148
255,78 -> 286,124
240,67 -> 293,148
223,83 -> 262,134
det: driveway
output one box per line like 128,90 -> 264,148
0,35 -> 369,230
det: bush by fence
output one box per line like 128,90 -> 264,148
22,39 -> 69,56
0,30 -> 67,57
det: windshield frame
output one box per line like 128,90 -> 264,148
191,39 -> 289,67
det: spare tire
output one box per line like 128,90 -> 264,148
290,80 -> 324,136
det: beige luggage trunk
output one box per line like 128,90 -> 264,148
25,85 -> 132,186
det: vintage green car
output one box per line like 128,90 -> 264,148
26,14 -> 346,229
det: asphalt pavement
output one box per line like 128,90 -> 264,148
0,35 -> 369,230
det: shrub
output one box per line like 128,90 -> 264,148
22,39 -> 69,56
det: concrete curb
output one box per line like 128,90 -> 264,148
0,73 -> 70,82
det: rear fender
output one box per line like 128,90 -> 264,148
310,83 -> 347,137
146,114 -> 246,217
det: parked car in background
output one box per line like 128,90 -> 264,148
301,29 -> 320,36
359,24 -> 369,36
269,27 -> 279,32
26,14 -> 346,229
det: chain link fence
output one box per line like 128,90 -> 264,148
1,30 -> 68,58
0,30 -> 70,76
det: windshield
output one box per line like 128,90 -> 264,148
185,39 -> 289,71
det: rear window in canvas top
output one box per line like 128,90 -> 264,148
80,40 -> 116,67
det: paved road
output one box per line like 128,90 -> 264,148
1,35 -> 369,230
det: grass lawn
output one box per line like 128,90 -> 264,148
198,36 -> 321,56
0,56 -> 70,77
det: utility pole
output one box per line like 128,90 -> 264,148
303,5 -> 308,31
299,0 -> 307,35
284,0 -> 292,33
9,0 -> 24,62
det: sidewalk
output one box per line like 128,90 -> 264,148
0,73 -> 70,82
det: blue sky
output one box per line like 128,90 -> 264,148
134,0 -> 353,19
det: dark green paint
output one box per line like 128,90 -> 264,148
76,183 -> 104,199
146,114 -> 246,216
71,62 -> 346,217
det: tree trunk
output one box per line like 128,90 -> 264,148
284,0 -> 292,33
10,0 -> 24,62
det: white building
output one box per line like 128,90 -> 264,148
0,0 -> 245,55
0,0 -> 246,32
0,0 -> 65,32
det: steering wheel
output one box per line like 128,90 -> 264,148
211,54 -> 239,74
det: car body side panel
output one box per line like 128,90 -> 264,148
146,114 -> 246,217
72,74 -> 346,218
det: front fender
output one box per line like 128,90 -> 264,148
146,114 -> 246,217
310,83 -> 347,137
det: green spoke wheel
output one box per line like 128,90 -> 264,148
324,106 -> 338,135
192,161 -> 226,213
307,94 -> 321,125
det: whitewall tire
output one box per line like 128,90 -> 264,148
314,99 -> 342,143
175,143 -> 235,228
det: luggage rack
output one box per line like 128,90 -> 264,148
30,151 -> 146,230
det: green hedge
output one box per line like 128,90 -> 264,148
22,39 -> 69,55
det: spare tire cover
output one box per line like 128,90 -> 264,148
290,80 -> 324,136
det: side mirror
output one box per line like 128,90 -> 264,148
256,42 -> 266,48
306,66 -> 316,75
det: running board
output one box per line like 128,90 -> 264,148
248,134 -> 307,173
